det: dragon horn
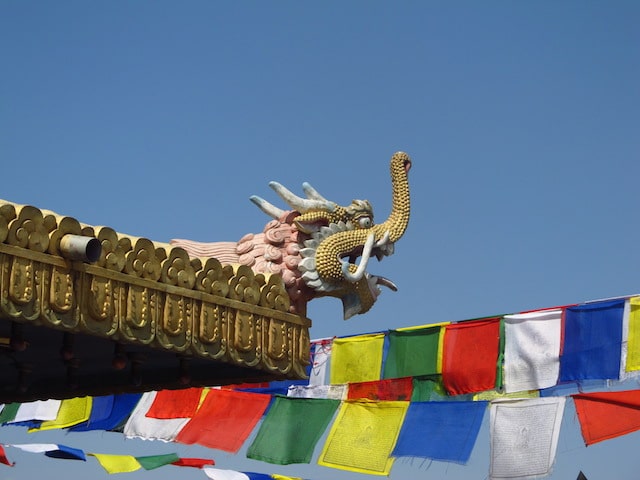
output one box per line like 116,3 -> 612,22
269,181 -> 336,213
301,182 -> 330,202
249,195 -> 286,219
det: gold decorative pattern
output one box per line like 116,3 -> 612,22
313,152 -> 411,282
0,199 -> 311,380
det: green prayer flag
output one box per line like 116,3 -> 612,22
411,376 -> 474,402
0,403 -> 20,423
496,318 -> 506,390
135,453 -> 180,470
411,376 -> 446,401
247,396 -> 339,465
383,327 -> 441,379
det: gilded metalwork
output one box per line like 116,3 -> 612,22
0,199 -> 312,381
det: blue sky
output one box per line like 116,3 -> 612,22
1,2 -> 639,479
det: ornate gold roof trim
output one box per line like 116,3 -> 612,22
0,199 -> 311,398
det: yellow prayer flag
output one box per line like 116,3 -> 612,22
30,396 -> 92,432
329,334 -> 385,384
396,321 -> 450,331
89,453 -> 142,474
318,400 -> 408,476
627,297 -> 640,371
473,389 -> 539,401
436,324 -> 447,374
271,475 -> 303,480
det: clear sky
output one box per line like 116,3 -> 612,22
1,1 -> 639,479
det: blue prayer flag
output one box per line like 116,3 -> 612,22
245,473 -> 274,479
392,401 -> 487,464
69,395 -> 114,432
560,299 -> 624,382
45,445 -> 86,461
70,393 -> 141,432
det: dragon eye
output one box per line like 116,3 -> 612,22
357,217 -> 372,228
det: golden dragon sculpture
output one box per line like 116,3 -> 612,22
172,151 -> 412,319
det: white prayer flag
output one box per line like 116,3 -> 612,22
490,397 -> 565,479
503,310 -> 562,393
11,400 -> 61,423
287,384 -> 346,400
10,444 -> 59,453
123,391 -> 189,442
619,299 -> 640,380
309,339 -> 332,386
203,468 -> 252,480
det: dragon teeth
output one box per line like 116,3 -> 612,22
298,257 -> 316,272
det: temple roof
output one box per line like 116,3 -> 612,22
0,199 -> 310,402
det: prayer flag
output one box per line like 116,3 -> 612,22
489,397 -> 565,479
72,393 -> 141,432
383,326 -> 442,379
247,396 -> 339,465
0,445 -> 13,466
123,391 -> 189,442
10,443 -> 60,453
11,444 -> 85,461
503,310 -> 562,392
135,453 -> 180,470
89,453 -> 141,474
10,399 -> 61,424
69,395 -> 113,431
572,390 -> 640,445
175,388 -> 270,453
203,468 -> 273,480
540,379 -> 607,398
618,299 -> 639,381
318,400 -> 408,476
474,389 -> 539,401
411,376 -> 447,401
347,377 -> 413,401
625,297 -> 640,371
411,376 -> 474,401
309,339 -> 332,386
172,457 -> 215,468
236,380 -> 302,396
145,387 -> 203,419
560,300 -> 624,382
393,401 -> 487,464
287,384 -> 347,400
330,334 -> 385,384
0,403 -> 19,424
30,397 -> 92,431
44,445 -> 86,461
442,318 -> 501,395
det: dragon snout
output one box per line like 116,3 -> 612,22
392,151 -> 412,174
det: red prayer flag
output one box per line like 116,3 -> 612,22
0,445 -> 14,467
171,457 -> 215,468
442,318 -> 501,395
145,388 -> 204,419
347,377 -> 413,401
175,388 -> 271,452
572,390 -> 640,445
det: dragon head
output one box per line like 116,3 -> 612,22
250,152 -> 412,319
